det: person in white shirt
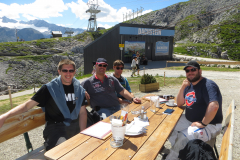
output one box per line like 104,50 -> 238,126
131,56 -> 137,77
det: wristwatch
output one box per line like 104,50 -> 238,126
132,97 -> 135,101
200,121 -> 207,126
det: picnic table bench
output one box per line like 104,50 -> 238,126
0,96 -> 235,160
219,99 -> 235,160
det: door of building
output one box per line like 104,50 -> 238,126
145,43 -> 153,60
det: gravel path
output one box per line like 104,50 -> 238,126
0,69 -> 239,160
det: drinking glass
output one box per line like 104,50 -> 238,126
110,125 -> 126,148
120,103 -> 128,112
150,97 -> 156,113
110,137 -> 123,148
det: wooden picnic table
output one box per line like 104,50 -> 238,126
44,94 -> 184,160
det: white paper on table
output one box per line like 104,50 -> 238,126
133,117 -> 149,127
80,121 -> 111,139
126,121 -> 143,134
145,96 -> 167,103
111,119 -> 123,126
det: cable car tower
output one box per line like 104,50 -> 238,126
64,28 -> 74,37
86,0 -> 101,32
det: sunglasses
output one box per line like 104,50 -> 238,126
98,64 -> 108,67
61,69 -> 75,73
116,67 -> 124,70
185,68 -> 197,73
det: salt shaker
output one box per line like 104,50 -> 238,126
140,106 -> 145,119
143,111 -> 147,120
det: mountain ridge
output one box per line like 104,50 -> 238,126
0,16 -> 84,42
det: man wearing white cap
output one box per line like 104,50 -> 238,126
81,58 -> 141,119
165,60 -> 223,160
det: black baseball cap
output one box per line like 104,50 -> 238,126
183,60 -> 200,70
96,58 -> 107,64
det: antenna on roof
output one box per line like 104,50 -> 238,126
86,0 -> 101,32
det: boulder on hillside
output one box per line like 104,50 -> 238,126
221,51 -> 228,59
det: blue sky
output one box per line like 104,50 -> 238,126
0,0 -> 188,31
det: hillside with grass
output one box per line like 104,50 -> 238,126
124,0 -> 240,61
0,31 -> 95,95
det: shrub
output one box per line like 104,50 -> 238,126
140,74 -> 157,84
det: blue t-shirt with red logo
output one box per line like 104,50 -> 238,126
184,78 -> 223,124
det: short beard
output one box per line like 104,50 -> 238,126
187,72 -> 201,82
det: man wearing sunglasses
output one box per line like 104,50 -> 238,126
0,59 -> 88,151
165,60 -> 223,160
81,58 -> 141,119
111,60 -> 134,104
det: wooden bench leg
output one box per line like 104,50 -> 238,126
214,143 -> 219,159
23,132 -> 33,153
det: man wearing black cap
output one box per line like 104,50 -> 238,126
165,60 -> 223,160
81,58 -> 141,119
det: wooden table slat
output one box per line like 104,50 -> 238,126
107,105 -> 169,160
131,107 -> 184,160
44,94 -> 183,160
83,103 -> 168,160
59,136 -> 110,160
45,100 -> 146,160
44,134 -> 91,160
68,101 -> 153,160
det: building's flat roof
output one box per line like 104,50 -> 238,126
52,31 -> 62,34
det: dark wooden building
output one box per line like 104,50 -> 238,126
83,23 -> 175,74
52,31 -> 62,38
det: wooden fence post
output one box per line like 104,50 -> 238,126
164,72 -> 166,86
8,86 -> 13,109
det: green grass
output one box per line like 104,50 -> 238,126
2,65 -> 239,114
34,38 -> 57,47
167,66 -> 240,72
0,75 -> 184,114
75,73 -> 93,80
14,55 -> 53,62
6,66 -> 12,74
174,42 -> 220,57
126,75 -> 186,93
0,93 -> 35,115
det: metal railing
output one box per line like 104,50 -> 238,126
166,61 -> 240,68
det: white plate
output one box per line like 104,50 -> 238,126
125,131 -> 143,136
166,102 -> 177,107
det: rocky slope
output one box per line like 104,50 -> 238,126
125,0 -> 240,60
0,32 -> 93,95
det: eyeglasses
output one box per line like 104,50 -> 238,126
185,68 -> 197,73
116,67 -> 124,70
61,69 -> 75,73
98,64 -> 108,67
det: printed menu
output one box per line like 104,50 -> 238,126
80,121 -> 112,139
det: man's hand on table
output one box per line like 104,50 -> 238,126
191,121 -> 206,128
132,97 -> 141,104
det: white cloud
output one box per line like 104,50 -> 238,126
66,0 -> 89,20
142,9 -> 153,15
67,0 -> 139,23
56,24 -> 66,27
0,19 -> 49,32
0,0 -> 68,20
98,23 -> 112,29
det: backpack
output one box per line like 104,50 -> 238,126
178,139 -> 217,160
